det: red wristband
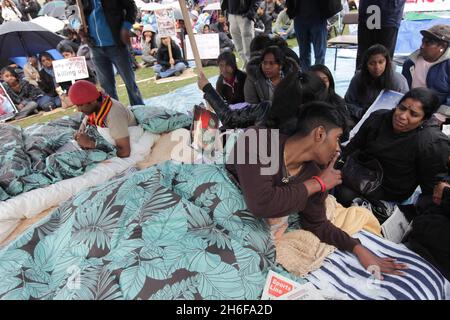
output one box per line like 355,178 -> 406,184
312,176 -> 326,193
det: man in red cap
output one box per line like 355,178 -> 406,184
68,80 -> 137,158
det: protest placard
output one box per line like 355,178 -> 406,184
0,83 -> 18,122
185,33 -> 220,60
53,56 -> 89,84
155,8 -> 177,37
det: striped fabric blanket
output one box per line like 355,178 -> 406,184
307,230 -> 449,300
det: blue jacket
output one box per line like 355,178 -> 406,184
402,49 -> 450,106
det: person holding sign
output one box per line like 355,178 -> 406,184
153,36 -> 188,79
68,80 -> 136,158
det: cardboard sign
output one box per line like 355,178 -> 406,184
0,83 -> 18,122
404,0 -> 450,12
185,33 -> 220,60
53,56 -> 89,83
155,8 -> 177,37
261,271 -> 302,299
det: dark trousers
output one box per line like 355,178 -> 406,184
356,24 -> 399,69
294,17 -> 328,71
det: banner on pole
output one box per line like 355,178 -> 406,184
155,8 -> 177,37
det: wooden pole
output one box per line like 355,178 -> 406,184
76,0 -> 88,35
178,0 -> 203,74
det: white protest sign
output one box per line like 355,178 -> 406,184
185,33 -> 220,60
155,8 -> 177,37
404,0 -> 450,12
53,56 -> 89,83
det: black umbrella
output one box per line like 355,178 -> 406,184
0,21 -> 63,67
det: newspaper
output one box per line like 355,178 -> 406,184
381,207 -> 412,244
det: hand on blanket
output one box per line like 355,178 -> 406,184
353,244 -> 407,280
74,132 -> 95,149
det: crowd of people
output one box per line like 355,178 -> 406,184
0,0 -> 449,282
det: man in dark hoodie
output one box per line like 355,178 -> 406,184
221,0 -> 262,68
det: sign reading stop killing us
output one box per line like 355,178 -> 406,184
53,56 -> 89,83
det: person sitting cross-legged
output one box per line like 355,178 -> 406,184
153,36 -> 188,80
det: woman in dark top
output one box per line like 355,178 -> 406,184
1,66 -> 59,118
337,88 -> 450,207
215,51 -> 247,105
198,71 -> 326,131
227,101 -> 407,277
153,36 -> 188,79
310,64 -> 355,140
345,44 -> 409,121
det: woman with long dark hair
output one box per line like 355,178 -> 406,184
311,64 -> 355,137
345,44 -> 408,121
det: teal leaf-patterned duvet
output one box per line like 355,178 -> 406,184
0,161 -> 275,300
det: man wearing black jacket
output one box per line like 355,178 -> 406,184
221,0 -> 262,68
79,0 -> 144,106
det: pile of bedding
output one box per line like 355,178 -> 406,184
0,161 -> 274,300
1,160 -> 448,300
0,116 -> 116,201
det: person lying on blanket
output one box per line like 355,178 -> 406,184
227,101 -> 408,279
68,80 -> 137,158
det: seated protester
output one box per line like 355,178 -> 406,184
68,80 -> 137,158
244,45 -> 299,104
336,88 -> 450,210
153,36 -> 188,80
345,44 -> 409,122
227,101 -> 408,277
198,70 -> 326,130
23,55 -> 40,87
210,13 -> 230,34
200,25 -> 219,67
311,64 -> 355,138
254,5 -> 273,36
57,44 -> 97,84
59,26 -> 81,53
218,24 -> 235,54
402,24 -> 450,106
272,7 -> 295,40
77,38 -> 96,74
261,0 -> 284,21
1,67 -> 59,118
141,24 -> 158,67
215,51 -> 247,105
38,52 -> 65,104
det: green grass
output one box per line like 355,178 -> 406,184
12,38 -> 299,128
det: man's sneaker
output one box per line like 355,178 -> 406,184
174,71 -> 181,76
155,74 -> 161,80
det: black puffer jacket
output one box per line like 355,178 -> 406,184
203,83 -> 271,129
82,0 -> 137,47
244,55 -> 299,104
